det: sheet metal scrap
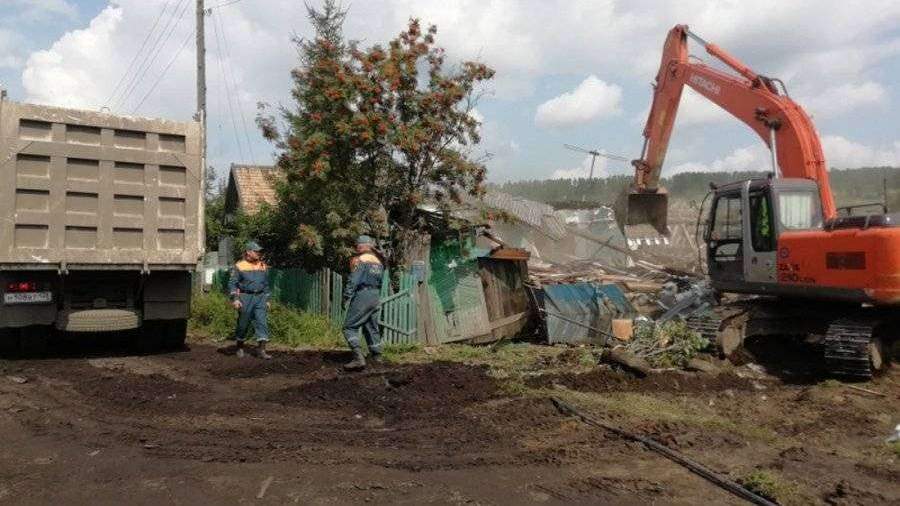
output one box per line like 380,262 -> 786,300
538,282 -> 636,345
657,279 -> 718,324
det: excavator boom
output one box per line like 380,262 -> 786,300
617,25 -> 836,236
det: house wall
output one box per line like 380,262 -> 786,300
477,257 -> 531,343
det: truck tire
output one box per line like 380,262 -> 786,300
162,319 -> 188,351
57,309 -> 141,333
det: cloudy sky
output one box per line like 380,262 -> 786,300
2,0 -> 900,183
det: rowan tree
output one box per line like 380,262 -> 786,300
257,0 -> 494,271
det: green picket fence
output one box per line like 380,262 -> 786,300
212,267 -> 418,345
378,272 -> 418,345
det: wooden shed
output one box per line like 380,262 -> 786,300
476,251 -> 531,343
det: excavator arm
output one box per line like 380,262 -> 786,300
617,25 -> 836,235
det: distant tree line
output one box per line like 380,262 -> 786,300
493,167 -> 900,211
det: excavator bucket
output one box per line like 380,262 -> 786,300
613,187 -> 671,246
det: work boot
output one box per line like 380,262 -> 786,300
256,341 -> 272,360
235,341 -> 246,359
369,352 -> 385,365
343,348 -> 367,371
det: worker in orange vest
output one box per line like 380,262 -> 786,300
227,241 -> 272,360
341,235 -> 384,370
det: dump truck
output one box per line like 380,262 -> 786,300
0,94 -> 203,353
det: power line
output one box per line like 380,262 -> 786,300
131,29 -> 196,115
103,0 -> 172,109
111,0 -> 187,110
114,0 -> 192,112
215,8 -> 256,161
209,0 -> 245,9
211,10 -> 246,162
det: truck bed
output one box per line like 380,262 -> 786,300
0,99 -> 202,270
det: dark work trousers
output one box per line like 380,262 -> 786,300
234,293 -> 269,342
342,288 -> 382,354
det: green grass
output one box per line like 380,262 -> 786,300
739,469 -> 804,505
385,342 -> 587,395
381,342 -> 422,361
548,388 -> 777,443
189,291 -> 238,340
189,291 -> 342,348
889,441 -> 900,458
819,379 -> 842,389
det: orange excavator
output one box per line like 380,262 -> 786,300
617,25 -> 899,377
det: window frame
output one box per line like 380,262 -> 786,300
776,190 -> 824,232
709,192 -> 744,242
749,190 -> 775,252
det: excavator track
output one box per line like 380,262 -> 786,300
824,319 -> 883,379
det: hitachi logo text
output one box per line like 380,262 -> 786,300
690,74 -> 721,96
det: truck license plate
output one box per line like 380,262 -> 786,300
3,292 -> 52,304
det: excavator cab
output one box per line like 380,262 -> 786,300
704,178 -> 824,292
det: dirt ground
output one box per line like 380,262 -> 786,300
0,338 -> 897,505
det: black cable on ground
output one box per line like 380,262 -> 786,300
550,397 -> 777,506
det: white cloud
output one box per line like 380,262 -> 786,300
802,82 -> 888,119
677,87 -> 731,127
666,135 -> 900,174
634,79 -> 887,131
19,0 -> 900,111
22,6 -> 126,109
633,86 -> 732,128
0,29 -> 24,69
669,144 -> 771,174
535,75 -> 622,129
15,0 -> 900,180
552,154 -> 610,179
822,135 -> 900,168
479,118 -> 522,182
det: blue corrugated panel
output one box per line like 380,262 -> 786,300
541,282 -> 636,345
595,284 -> 635,315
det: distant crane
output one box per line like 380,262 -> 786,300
563,144 -> 629,180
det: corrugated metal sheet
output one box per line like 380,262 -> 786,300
428,237 -> 491,342
595,284 -> 633,314
462,191 -> 568,240
541,282 -> 635,345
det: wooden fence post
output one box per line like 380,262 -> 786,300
321,269 -> 330,318
406,234 -> 438,345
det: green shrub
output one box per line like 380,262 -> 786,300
189,291 -> 237,340
626,320 -> 706,367
189,291 -> 343,348
267,301 -> 344,348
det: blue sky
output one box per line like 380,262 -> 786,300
4,0 -> 900,184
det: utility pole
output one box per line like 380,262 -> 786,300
196,0 -> 208,259
196,0 -> 206,122
563,144 -> 629,180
